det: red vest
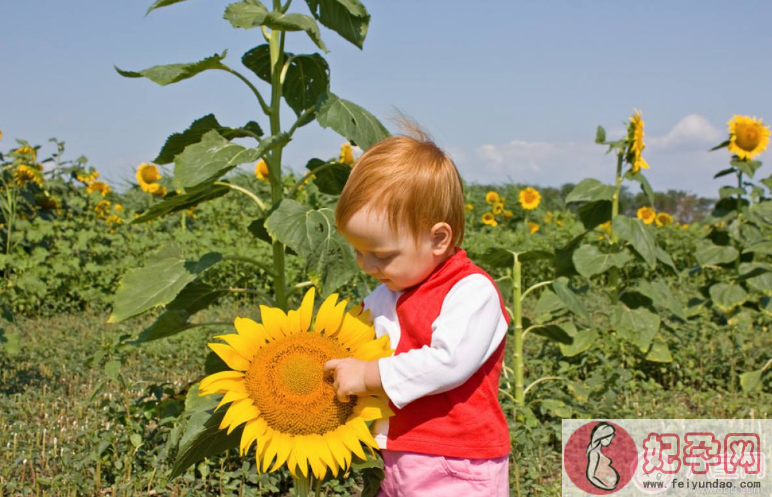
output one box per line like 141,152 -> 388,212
384,247 -> 511,458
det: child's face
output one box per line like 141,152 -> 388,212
340,206 -> 454,292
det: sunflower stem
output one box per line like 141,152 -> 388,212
294,475 -> 311,496
512,254 -> 524,406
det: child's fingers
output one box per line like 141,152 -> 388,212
323,359 -> 339,376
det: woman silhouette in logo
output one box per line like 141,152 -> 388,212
585,422 -> 620,490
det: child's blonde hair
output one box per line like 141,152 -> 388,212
335,111 -> 465,251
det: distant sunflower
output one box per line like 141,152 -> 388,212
493,202 -> 504,215
502,210 -> 513,219
86,181 -> 111,196
105,214 -> 122,226
631,155 -> 649,174
339,143 -> 355,166
636,206 -> 656,225
655,212 -> 673,227
13,165 -> 42,187
519,187 -> 541,210
465,203 -> 473,213
136,163 -> 162,192
528,222 -> 540,234
150,184 -> 167,198
485,191 -> 500,205
727,115 -> 771,160
14,145 -> 36,162
599,221 -> 612,234
626,109 -> 650,173
200,288 -> 394,480
543,211 -> 553,224
481,212 -> 497,226
255,159 -> 269,181
76,169 -> 99,184
94,199 -> 112,218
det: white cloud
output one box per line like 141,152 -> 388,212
461,114 -> 730,196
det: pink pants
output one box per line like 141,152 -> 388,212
375,450 -> 510,497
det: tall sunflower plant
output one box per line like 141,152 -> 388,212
107,0 -> 391,493
700,115 -> 772,393
542,110 -> 681,369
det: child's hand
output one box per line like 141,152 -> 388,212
323,358 -> 371,402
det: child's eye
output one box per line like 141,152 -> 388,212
375,253 -> 395,261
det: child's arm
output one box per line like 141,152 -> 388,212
377,274 -> 507,409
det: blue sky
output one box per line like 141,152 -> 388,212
2,0 -> 771,196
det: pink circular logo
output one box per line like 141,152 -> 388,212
564,421 -> 638,494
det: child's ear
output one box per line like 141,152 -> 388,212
431,222 -> 453,253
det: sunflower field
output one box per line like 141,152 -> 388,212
2,1 -> 772,496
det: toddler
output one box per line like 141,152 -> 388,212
323,120 -> 511,496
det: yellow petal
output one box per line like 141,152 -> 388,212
199,373 -> 247,396
262,431 -> 282,472
286,442 -> 299,478
334,309 -> 375,349
208,343 -> 250,371
199,371 -> 244,393
270,432 -> 292,472
315,293 -> 349,335
351,335 -> 392,361
293,436 -> 310,477
259,305 -> 288,339
234,317 -> 272,345
220,399 -> 259,434
215,390 -> 249,412
256,426 -> 274,464
286,309 -> 301,335
353,396 -> 394,421
298,287 -> 315,332
213,333 -> 259,363
337,424 -> 366,460
348,418 -> 379,449
325,430 -> 350,470
240,418 -> 267,455
312,434 -> 337,476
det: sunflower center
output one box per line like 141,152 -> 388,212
736,126 -> 760,152
244,333 -> 355,436
141,168 -> 159,183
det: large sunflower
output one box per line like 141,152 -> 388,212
637,206 -> 656,225
519,187 -> 541,210
626,109 -> 650,173
199,287 -> 394,481
136,163 -> 162,191
728,115 -> 771,160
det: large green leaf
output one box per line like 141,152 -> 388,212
577,200 -> 612,230
565,179 -> 615,203
709,283 -> 748,312
645,339 -> 673,363
115,51 -> 228,86
108,244 -> 222,323
241,45 -> 272,83
572,244 -> 632,278
552,278 -> 589,321
748,200 -> 772,225
731,158 -> 762,178
612,305 -> 660,353
154,114 -> 263,165
315,91 -> 389,150
132,184 -> 230,224
625,170 -> 655,206
304,0 -> 370,49
637,280 -> 686,320
612,215 -> 656,268
173,129 -> 288,191
170,384 -> 242,479
695,241 -> 739,266
224,0 -> 328,52
145,0 -> 192,15
529,324 -> 573,344
305,158 -> 350,195
739,263 -> 772,294
265,199 -> 357,294
132,282 -> 230,344
247,217 -> 298,255
283,54 -> 330,116
0,329 -> 21,356
656,247 -> 677,272
558,322 -> 597,357
533,290 -> 566,323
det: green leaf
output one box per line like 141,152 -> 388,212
709,139 -> 730,151
154,114 -> 263,165
476,248 -> 553,269
171,384 -> 242,479
145,0 -> 192,15
247,217 -> 299,255
714,167 -> 735,179
572,245 -> 632,278
224,0 -> 328,52
108,244 -> 223,323
656,246 -> 677,272
719,186 -> 745,199
115,51 -> 228,86
709,283 -> 748,312
748,200 -> 772,225
104,360 -> 122,382
695,241 -> 739,266
637,280 -> 686,320
0,329 -> 21,356
731,158 -> 762,178
174,129 -> 288,191
241,45 -> 271,83
529,324 -> 573,344
577,200 -> 612,230
130,433 -> 143,449
305,0 -> 370,49
625,171 -> 655,206
132,184 -> 230,224
744,240 -> 772,255
314,91 -> 390,150
265,199 -> 357,294
534,290 -> 566,323
612,215 -> 656,268
740,263 -> 772,294
552,278 -> 589,321
283,54 -> 330,116
565,179 -> 615,203
305,158 -> 350,195
594,125 -> 606,144
645,339 -> 673,363
558,323 -> 597,357
612,305 -> 660,353
740,369 -> 763,393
